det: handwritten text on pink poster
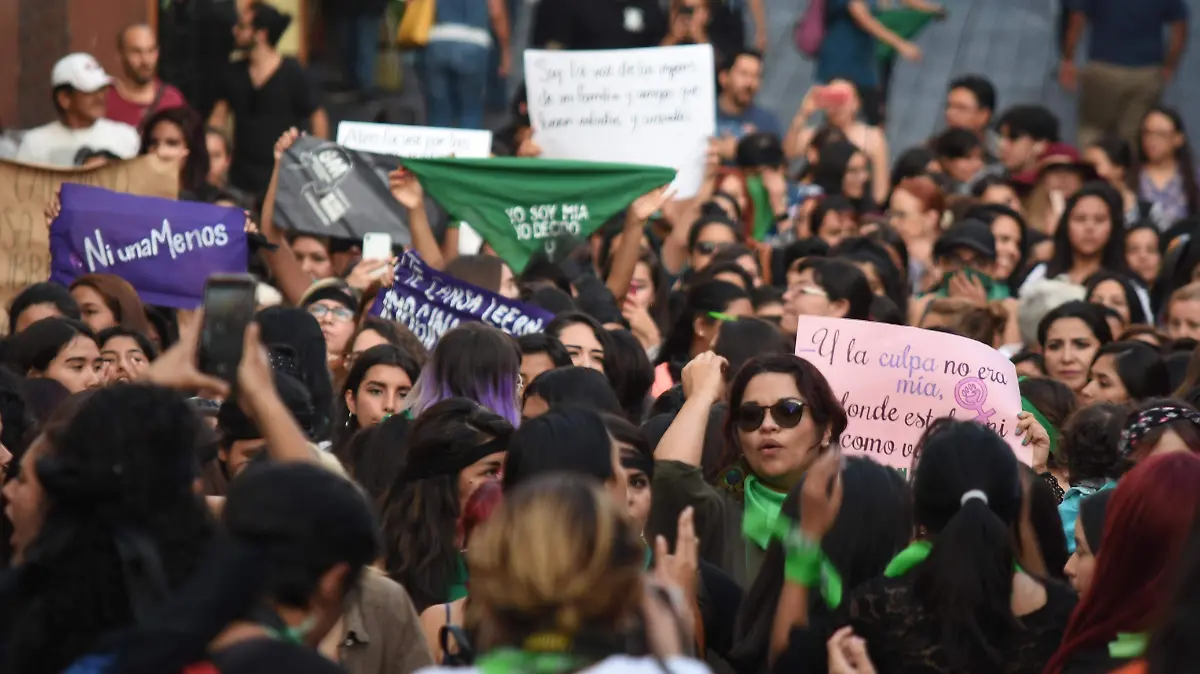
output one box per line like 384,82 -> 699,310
794,316 -> 1028,474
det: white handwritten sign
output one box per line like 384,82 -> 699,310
336,122 -> 493,159
524,45 -> 715,197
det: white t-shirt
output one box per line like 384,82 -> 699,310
418,655 -> 711,674
15,119 -> 141,167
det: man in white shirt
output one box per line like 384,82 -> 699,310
16,53 -> 142,167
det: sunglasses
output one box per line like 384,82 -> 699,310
694,241 -> 731,256
735,398 -> 806,432
308,303 -> 355,322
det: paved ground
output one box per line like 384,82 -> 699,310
324,0 -> 1200,156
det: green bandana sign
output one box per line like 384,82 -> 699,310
402,157 -> 676,273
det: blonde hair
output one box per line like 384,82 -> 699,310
923,297 -> 1008,347
1169,281 -> 1200,307
467,475 -> 643,646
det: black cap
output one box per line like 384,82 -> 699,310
934,218 -> 996,260
735,132 -> 785,168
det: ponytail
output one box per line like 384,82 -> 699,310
910,420 -> 1024,673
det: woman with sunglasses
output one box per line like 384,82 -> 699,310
655,351 -> 847,587
300,280 -> 359,370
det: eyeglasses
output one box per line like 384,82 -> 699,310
694,241 -> 732,256
308,304 -> 355,323
736,398 -> 807,432
788,284 -> 828,298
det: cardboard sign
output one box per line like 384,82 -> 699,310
524,44 -> 715,197
370,250 -> 553,349
336,121 -> 493,159
794,316 -> 1027,475
0,155 -> 178,328
50,184 -> 249,308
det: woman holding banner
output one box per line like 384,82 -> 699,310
654,351 -> 846,587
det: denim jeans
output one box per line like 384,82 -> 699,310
420,40 -> 490,129
342,13 -> 383,90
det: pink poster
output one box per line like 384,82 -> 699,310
794,316 -> 1028,475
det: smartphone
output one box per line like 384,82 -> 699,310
198,274 -> 258,385
818,87 -> 851,110
362,232 -> 392,261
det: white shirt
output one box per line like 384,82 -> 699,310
418,655 -> 712,674
15,119 -> 141,167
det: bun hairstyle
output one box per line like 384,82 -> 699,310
910,419 -> 1023,672
468,474 -> 643,647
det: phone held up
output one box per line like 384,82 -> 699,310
198,274 -> 258,386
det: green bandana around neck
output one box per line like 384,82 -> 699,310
401,157 -> 676,273
476,647 -> 589,674
741,474 -> 789,549
1108,632 -> 1148,659
446,552 -> 469,603
745,173 -> 775,241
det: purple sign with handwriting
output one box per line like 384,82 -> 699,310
49,184 -> 248,308
370,251 -> 552,349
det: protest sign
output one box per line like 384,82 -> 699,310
370,250 -> 553,349
0,155 -> 178,320
337,121 -> 493,159
524,45 -> 715,197
402,157 -> 675,273
336,121 -> 490,255
794,316 -> 1026,475
274,136 -> 412,245
49,184 -> 248,309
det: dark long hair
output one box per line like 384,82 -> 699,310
812,140 -> 872,212
256,307 -> 335,442
729,457 -> 912,670
909,419 -> 1023,672
379,398 -> 513,612
2,385 -> 215,674
1046,453 -> 1200,673
1045,182 -> 1128,279
1085,271 -> 1149,325
408,323 -> 523,427
1090,340 -> 1170,402
139,106 -> 211,197
524,366 -> 623,417
1133,105 -> 1200,219
657,280 -> 748,380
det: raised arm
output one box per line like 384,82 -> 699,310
259,128 -> 315,305
607,186 -> 675,300
389,169 -> 446,270
654,353 -> 727,465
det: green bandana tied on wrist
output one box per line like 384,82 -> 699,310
1108,632 -> 1148,659
760,513 -> 845,609
401,157 -> 676,273
741,474 -> 789,549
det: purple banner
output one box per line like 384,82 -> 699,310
49,184 -> 249,308
370,251 -> 553,349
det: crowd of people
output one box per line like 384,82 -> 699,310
2,0 -> 1200,673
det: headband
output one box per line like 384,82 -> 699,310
398,435 -> 508,483
1117,404 -> 1200,459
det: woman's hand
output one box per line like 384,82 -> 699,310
681,351 -> 727,403
388,168 -> 425,210
623,301 -> 663,352
236,322 -> 278,419
1016,411 -> 1052,472
947,271 -> 988,306
654,506 -> 700,605
799,448 -> 844,539
273,127 -> 301,163
629,185 -> 678,225
44,189 -> 62,229
345,258 -> 391,291
828,627 -> 877,674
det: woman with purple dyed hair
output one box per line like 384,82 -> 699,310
404,323 -> 524,427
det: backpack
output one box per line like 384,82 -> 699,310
793,0 -> 827,58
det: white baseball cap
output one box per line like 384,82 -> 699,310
51,53 -> 113,93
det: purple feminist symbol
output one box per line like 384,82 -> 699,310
955,376 -> 996,423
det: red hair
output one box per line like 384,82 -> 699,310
714,167 -> 756,240
1045,453 -> 1200,673
459,480 -> 503,547
895,175 -> 946,220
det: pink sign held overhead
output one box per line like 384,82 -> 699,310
794,316 -> 1027,476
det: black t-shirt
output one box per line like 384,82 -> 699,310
220,57 -> 318,198
533,0 -> 667,50
211,638 -> 345,674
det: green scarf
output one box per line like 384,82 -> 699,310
446,552 -> 469,603
741,474 -> 789,549
1020,394 -> 1060,456
1108,632 -> 1148,659
875,9 -> 939,62
402,157 -> 676,273
745,174 -> 775,242
476,648 -> 589,674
